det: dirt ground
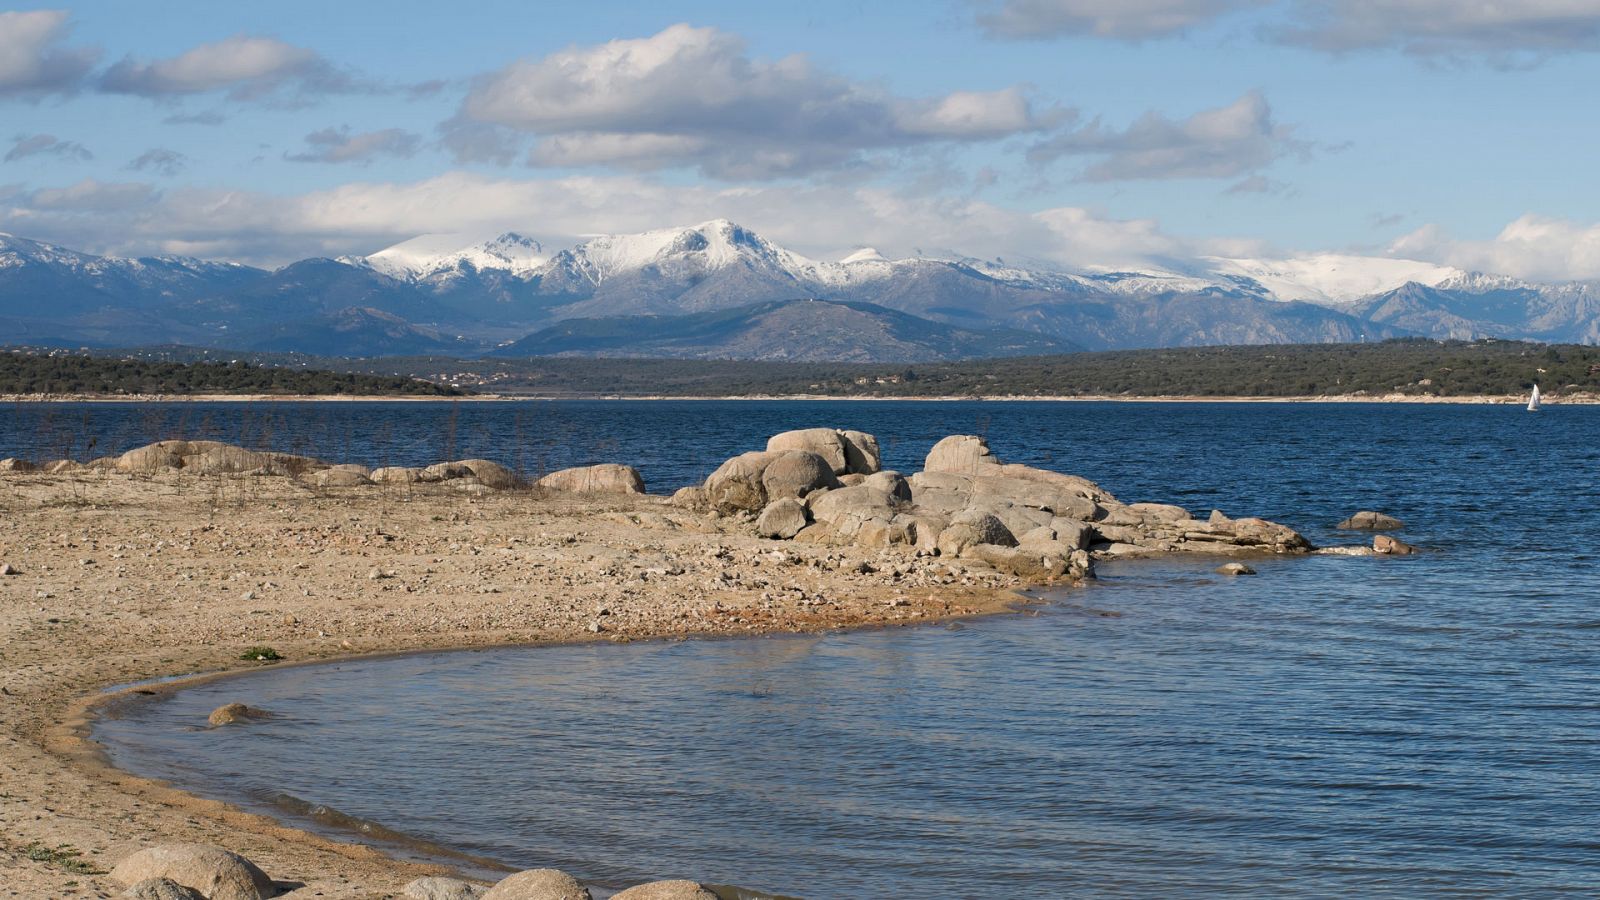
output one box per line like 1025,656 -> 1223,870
0,471 -> 1033,898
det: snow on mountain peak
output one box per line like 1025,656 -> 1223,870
356,231 -> 548,279
840,247 -> 888,264
1204,253 -> 1466,303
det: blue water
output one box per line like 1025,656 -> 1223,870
74,401 -> 1600,897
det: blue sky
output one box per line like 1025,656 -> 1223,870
5,0 -> 1600,279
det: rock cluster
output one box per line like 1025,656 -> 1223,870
683,430 -> 1311,583
2,439 -> 658,499
111,847 -> 725,900
110,844 -> 277,900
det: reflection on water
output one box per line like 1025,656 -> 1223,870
88,402 -> 1600,896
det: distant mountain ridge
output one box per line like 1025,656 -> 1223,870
3,223 -> 1599,360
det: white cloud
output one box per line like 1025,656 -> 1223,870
99,35 -> 362,101
1276,0 -> 1600,64
1390,214 -> 1600,281
285,126 -> 422,164
455,24 -> 1057,177
976,0 -> 1600,65
26,178 -> 157,212
976,0 -> 1263,39
5,133 -> 91,163
0,10 -> 98,98
0,170 -> 1218,270
1029,91 -> 1303,180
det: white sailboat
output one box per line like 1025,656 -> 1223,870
1528,384 -> 1542,412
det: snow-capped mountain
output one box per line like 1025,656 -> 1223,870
347,232 -> 547,280
4,221 -> 1600,359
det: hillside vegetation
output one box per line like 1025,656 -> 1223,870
391,339 -> 1599,398
0,351 -> 470,396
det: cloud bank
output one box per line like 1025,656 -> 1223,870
454,24 -> 1060,178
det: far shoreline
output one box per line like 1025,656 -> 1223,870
2,391 -> 1582,405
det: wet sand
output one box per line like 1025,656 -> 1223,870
0,472 -> 1028,898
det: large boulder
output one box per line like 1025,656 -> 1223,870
121,879 -> 205,900
537,464 -> 644,495
761,450 -> 839,501
314,466 -> 371,488
116,441 -> 322,476
610,882 -> 718,900
111,844 -> 276,900
839,430 -> 881,475
703,450 -> 781,512
766,428 -> 849,473
756,498 -> 809,539
766,428 -> 881,475
1338,511 -> 1403,531
456,459 -> 521,490
808,485 -> 899,538
950,510 -> 1016,547
863,470 -> 911,503
482,869 -> 590,900
404,876 -> 489,900
370,466 -> 422,484
924,435 -> 998,475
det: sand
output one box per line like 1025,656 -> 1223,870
0,471 -> 1030,898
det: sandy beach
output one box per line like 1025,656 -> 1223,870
0,471 -> 1027,898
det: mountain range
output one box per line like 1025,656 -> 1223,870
2,220 -> 1598,361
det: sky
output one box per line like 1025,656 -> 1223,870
5,0 -> 1600,280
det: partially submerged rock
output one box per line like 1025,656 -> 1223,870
1374,534 -> 1417,555
610,881 -> 719,900
207,703 -> 270,727
1338,511 -> 1404,531
537,463 -> 645,495
110,844 -> 277,900
481,868 -> 591,900
403,875 -> 490,900
1216,562 -> 1257,576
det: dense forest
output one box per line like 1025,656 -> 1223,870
12,339 -> 1596,399
0,352 -> 469,397
358,339 -> 1597,398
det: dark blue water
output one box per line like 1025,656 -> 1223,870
78,401 -> 1600,897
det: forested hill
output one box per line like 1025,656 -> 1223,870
0,352 -> 470,397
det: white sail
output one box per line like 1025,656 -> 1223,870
1528,384 -> 1542,412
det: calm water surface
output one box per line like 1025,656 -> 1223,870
69,401 -> 1600,897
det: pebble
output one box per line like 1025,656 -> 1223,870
0,563 -> 16,575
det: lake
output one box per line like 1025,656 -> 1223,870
61,400 -> 1600,897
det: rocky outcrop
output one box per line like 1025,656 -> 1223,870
610,881 -> 719,900
371,465 -> 422,484
313,465 -> 372,487
0,457 -> 37,473
698,431 -> 1309,584
404,875 -> 489,900
481,868 -> 591,900
116,440 -> 323,477
537,463 -> 645,495
1339,511 -> 1404,530
111,844 -> 277,900
765,428 -> 880,476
